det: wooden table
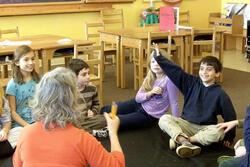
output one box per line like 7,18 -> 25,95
0,34 -> 93,74
100,27 -> 191,89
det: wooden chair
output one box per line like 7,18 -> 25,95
73,45 -> 103,107
190,27 -> 216,74
100,9 -> 124,30
0,27 -> 20,78
179,10 -> 190,26
208,13 -> 232,31
133,31 -> 174,90
84,21 -> 116,66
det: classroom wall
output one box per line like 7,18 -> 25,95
0,0 -> 221,39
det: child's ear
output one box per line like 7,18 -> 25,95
215,72 -> 221,78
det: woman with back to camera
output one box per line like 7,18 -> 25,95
13,67 -> 125,167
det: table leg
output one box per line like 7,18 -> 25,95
120,38 -> 125,88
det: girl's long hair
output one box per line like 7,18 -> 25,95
13,45 -> 40,84
140,51 -> 157,92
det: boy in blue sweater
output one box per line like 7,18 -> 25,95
154,48 -> 236,158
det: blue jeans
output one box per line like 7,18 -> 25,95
101,99 -> 158,130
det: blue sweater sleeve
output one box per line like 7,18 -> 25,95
220,93 -> 237,142
244,106 -> 250,152
153,51 -> 197,96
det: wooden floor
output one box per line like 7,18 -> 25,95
224,50 -> 250,72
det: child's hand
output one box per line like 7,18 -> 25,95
151,87 -> 163,95
0,129 -> 8,141
87,110 -> 94,118
147,87 -> 163,98
153,43 -> 160,56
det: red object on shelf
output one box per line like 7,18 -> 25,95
159,6 -> 174,31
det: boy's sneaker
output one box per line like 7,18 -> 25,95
169,138 -> 177,150
176,142 -> 201,158
93,128 -> 109,138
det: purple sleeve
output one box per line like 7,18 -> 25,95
166,79 -> 180,117
135,88 -> 148,103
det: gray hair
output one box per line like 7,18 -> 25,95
31,67 -> 78,130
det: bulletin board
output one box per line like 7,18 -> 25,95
0,0 -> 134,16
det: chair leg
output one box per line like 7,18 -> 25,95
134,63 -> 138,90
190,60 -> 193,75
99,83 -> 103,108
64,57 -> 72,67
3,65 -> 9,78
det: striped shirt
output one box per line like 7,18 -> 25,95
78,84 -> 100,115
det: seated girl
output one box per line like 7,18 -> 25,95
6,45 -> 39,128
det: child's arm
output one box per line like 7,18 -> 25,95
91,88 -> 100,115
153,49 -> 197,96
135,87 -> 162,103
167,80 -> 180,117
0,122 -> 11,141
220,94 -> 237,144
0,98 -> 12,141
7,95 -> 29,127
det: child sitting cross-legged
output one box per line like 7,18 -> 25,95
100,50 -> 179,130
154,46 -> 237,158
6,45 -> 40,128
68,59 -> 108,137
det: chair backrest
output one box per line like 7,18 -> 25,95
147,31 -> 172,59
179,10 -> 190,26
73,45 -> 103,106
190,27 -> 217,73
0,26 -> 20,38
84,22 -> 104,43
192,27 -> 216,49
100,9 -> 124,30
209,17 -> 232,28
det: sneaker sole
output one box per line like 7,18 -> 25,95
176,145 -> 201,158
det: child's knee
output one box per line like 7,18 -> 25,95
158,114 -> 172,128
196,125 -> 225,145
